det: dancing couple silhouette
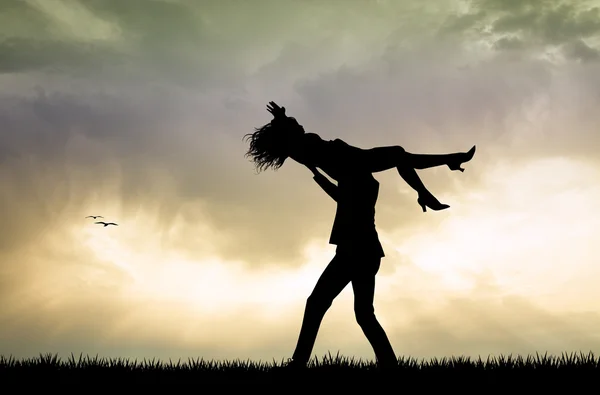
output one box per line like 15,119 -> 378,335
244,102 -> 476,370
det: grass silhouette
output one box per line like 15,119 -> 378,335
1,351 -> 599,389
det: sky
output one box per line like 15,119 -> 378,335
1,0 -> 600,363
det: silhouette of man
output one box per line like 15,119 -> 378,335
288,164 -> 397,369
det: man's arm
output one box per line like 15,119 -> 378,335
307,166 -> 338,202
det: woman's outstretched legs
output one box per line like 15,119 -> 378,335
291,254 -> 352,366
359,146 -> 449,211
356,145 -> 476,211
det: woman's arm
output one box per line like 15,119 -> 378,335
307,165 -> 338,202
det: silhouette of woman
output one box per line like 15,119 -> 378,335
243,101 -> 476,369
246,102 -> 475,212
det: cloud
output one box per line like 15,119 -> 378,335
563,39 -> 600,62
0,0 -> 252,89
496,3 -> 600,45
436,1 -> 600,62
1,0 -> 459,87
438,11 -> 488,35
0,37 -> 121,75
494,36 -> 526,50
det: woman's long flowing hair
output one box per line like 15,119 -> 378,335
243,120 -> 289,173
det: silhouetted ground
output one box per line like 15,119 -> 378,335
1,352 -> 598,391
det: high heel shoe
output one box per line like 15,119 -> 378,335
447,145 -> 476,172
417,195 -> 450,213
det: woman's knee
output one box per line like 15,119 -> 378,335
391,145 -> 408,168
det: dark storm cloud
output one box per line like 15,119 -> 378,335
439,1 -> 600,62
490,3 -> 600,44
438,11 -> 487,35
563,39 -> 600,62
0,0 -> 51,35
493,37 -> 526,50
0,0 -> 455,87
0,0 -> 249,89
0,37 -> 123,75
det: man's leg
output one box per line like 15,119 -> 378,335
291,254 -> 352,366
351,256 -> 397,369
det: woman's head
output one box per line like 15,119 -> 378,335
243,116 -> 305,172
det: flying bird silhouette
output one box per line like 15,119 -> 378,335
95,222 -> 118,227
86,216 -> 103,219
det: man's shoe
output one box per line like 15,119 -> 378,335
273,358 -> 307,372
